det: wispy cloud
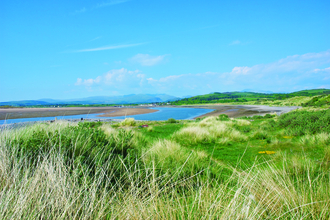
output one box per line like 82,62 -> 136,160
70,43 -> 144,53
229,40 -> 241,45
229,40 -> 252,46
130,54 -> 167,66
88,36 -> 102,42
73,7 -> 87,14
314,67 -> 330,80
95,0 -> 130,8
73,0 -> 130,15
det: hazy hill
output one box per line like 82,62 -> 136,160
241,89 -> 274,94
0,94 -> 179,106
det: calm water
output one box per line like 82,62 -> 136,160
0,107 -> 214,125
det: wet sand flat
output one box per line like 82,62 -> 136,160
174,104 -> 300,118
98,108 -> 158,117
0,107 -> 158,120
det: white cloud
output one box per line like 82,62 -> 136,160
231,66 -> 251,75
75,76 -> 101,86
314,67 -> 330,73
130,54 -> 167,66
75,50 -> 330,95
228,51 -> 330,77
147,50 -> 330,94
75,68 -> 146,90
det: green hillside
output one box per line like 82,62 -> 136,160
170,89 -> 330,105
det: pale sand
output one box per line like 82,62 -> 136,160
0,107 -> 158,120
98,108 -> 158,117
173,104 -> 300,118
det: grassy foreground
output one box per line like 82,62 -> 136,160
0,110 -> 329,219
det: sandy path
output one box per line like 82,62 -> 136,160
0,107 -> 158,120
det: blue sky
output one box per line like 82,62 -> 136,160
1,0 -> 329,102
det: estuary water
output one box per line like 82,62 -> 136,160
0,107 -> 214,125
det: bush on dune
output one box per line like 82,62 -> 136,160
167,118 -> 177,123
218,114 -> 230,121
278,109 -> 330,135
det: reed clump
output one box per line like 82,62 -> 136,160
173,116 -> 248,144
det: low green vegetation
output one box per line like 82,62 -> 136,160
302,94 -> 330,107
170,89 -> 330,106
0,108 -> 329,219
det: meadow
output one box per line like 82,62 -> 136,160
0,107 -> 329,219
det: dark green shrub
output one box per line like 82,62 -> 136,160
167,118 -> 177,123
234,125 -> 251,133
302,95 -> 330,107
264,114 -> 275,118
252,115 -> 263,120
238,116 -> 250,120
252,130 -> 268,140
218,114 -> 229,121
277,109 -> 330,135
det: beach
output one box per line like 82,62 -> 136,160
176,104 -> 301,118
0,107 -> 158,120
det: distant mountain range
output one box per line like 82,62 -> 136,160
0,94 -> 180,106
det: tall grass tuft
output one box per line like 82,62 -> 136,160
173,126 -> 211,144
119,118 -> 136,126
174,117 -> 248,144
300,133 -> 330,146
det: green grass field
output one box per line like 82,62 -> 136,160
0,108 -> 329,219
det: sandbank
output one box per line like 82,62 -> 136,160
0,107 -> 158,120
173,104 -> 301,118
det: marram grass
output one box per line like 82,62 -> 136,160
0,121 -> 329,219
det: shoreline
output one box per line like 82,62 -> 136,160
174,104 -> 301,118
0,107 -> 158,120
0,104 -> 301,121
